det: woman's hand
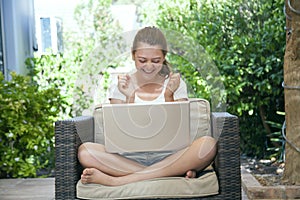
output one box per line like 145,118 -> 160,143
118,74 -> 136,102
164,72 -> 180,101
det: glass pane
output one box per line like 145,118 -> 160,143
40,17 -> 52,52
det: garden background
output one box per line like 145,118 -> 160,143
0,0 -> 286,178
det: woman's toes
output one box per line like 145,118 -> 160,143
81,168 -> 94,184
83,168 -> 93,175
185,170 -> 197,178
81,175 -> 87,184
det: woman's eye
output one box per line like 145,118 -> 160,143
152,60 -> 160,63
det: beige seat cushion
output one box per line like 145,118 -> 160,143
77,167 -> 218,199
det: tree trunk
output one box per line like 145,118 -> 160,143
283,0 -> 300,185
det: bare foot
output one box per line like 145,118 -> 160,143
81,168 -> 117,186
185,170 -> 197,178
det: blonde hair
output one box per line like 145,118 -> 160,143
132,26 -> 171,78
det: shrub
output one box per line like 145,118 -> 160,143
26,53 -> 75,118
139,0 -> 286,158
0,72 -> 67,178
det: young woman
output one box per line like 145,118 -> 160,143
78,26 -> 217,186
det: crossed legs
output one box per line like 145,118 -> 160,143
78,136 -> 217,186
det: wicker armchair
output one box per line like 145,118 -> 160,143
55,112 -> 241,200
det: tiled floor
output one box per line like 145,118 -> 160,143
0,176 -> 249,200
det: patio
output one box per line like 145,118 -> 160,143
0,172 -> 249,200
0,178 -> 54,200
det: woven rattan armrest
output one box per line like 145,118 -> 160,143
210,112 -> 241,199
55,116 -> 94,200
54,112 -> 240,200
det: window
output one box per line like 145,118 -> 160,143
38,17 -> 63,54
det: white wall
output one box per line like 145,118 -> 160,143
1,0 -> 36,78
34,0 -> 82,32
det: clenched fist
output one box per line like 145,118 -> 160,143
118,74 -> 137,99
165,72 -> 180,98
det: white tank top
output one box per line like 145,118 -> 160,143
108,76 -> 188,103
134,87 -> 166,103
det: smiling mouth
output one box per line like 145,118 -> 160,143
142,69 -> 155,74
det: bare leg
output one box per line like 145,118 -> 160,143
78,142 -> 145,177
82,136 -> 217,186
78,142 -> 195,183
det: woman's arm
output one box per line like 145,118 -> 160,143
175,98 -> 188,102
108,74 -> 136,104
109,98 -> 125,104
165,73 -> 188,102
164,94 -> 188,102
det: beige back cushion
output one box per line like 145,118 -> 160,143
93,98 -> 211,144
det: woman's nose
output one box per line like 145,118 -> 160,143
143,62 -> 154,68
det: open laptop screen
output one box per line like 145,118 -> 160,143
102,101 -> 190,153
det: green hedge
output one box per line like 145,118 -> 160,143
0,72 -> 67,178
152,0 -> 286,158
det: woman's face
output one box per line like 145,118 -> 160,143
132,43 -> 165,81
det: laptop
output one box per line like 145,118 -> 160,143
102,101 -> 190,153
